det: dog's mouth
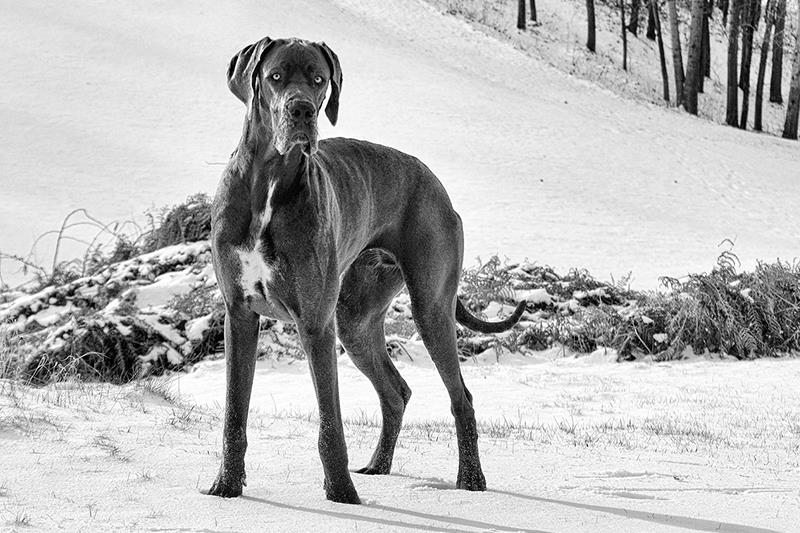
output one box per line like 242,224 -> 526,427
288,130 -> 318,156
275,123 -> 319,155
289,131 -> 311,143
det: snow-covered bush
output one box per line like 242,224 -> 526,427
0,242 -> 219,383
3,201 -> 800,385
651,251 -> 800,359
457,249 -> 800,360
142,193 -> 212,253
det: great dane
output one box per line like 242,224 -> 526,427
206,36 -> 526,504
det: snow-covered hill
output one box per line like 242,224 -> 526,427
2,0 -> 800,289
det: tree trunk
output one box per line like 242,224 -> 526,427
739,0 -> 760,89
646,0 -> 657,39
628,0 -> 641,35
667,0 -> 685,106
739,1 -> 750,89
530,0 -> 538,22
702,0 -> 712,78
587,0 -> 597,52
699,10 -> 709,92
739,0 -> 761,128
720,0 -> 730,25
518,0 -> 526,29
770,0 -> 785,103
783,8 -> 800,139
684,0 -> 705,113
754,0 -> 774,131
621,0 -> 629,70
726,0 -> 741,125
653,0 -> 670,101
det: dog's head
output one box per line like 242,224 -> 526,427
227,36 -> 342,155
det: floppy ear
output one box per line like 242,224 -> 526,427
226,36 -> 276,105
316,42 -> 343,126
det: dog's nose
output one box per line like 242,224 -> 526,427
287,100 -> 315,122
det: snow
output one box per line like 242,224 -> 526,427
131,264 -> 211,309
138,313 -> 187,347
3,354 -> 799,531
23,304 -> 75,328
2,0 -> 800,289
515,288 -> 555,305
186,313 -> 214,342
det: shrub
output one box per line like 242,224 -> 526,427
456,248 -> 800,361
652,251 -> 800,359
142,193 -> 212,253
460,255 -> 516,311
23,318 -> 158,383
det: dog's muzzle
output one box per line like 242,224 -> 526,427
274,98 -> 319,155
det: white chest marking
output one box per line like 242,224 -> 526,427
237,183 -> 277,299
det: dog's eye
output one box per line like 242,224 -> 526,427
313,75 -> 323,85
270,73 -> 281,82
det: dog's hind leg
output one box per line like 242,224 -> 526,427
336,251 -> 410,475
398,213 -> 487,491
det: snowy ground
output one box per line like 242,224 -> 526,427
2,351 -> 799,532
2,0 -> 800,288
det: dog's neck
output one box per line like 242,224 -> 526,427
233,113 -> 337,232
236,115 -> 311,194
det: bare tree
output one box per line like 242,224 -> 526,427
628,0 -> 641,35
721,0 -> 730,25
518,0 -> 527,30
770,0 -> 786,103
530,0 -> 538,22
587,0 -> 597,52
684,0 -> 706,113
621,0 -> 629,70
647,1 -> 657,39
739,0 -> 761,88
739,0 -> 762,129
702,0 -> 712,79
700,9 -> 709,92
754,0 -> 774,131
653,0 -> 671,100
667,0 -> 686,105
783,8 -> 800,139
726,0 -> 742,125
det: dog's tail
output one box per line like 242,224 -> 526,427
455,299 -> 527,334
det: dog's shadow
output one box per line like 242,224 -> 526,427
401,474 -> 782,533
241,488 -> 548,533
241,474 -> 781,533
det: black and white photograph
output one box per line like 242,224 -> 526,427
1,0 -> 800,531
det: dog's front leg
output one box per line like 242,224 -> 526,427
204,305 -> 260,498
298,320 -> 360,504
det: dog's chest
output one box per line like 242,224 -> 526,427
234,183 -> 289,319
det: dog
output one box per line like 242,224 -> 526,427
205,36 -> 526,504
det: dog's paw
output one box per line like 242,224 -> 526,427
202,471 -> 246,498
354,464 -> 390,476
456,469 -> 487,492
324,478 -> 361,504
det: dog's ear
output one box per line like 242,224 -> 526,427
315,42 -> 342,126
227,37 -> 276,105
